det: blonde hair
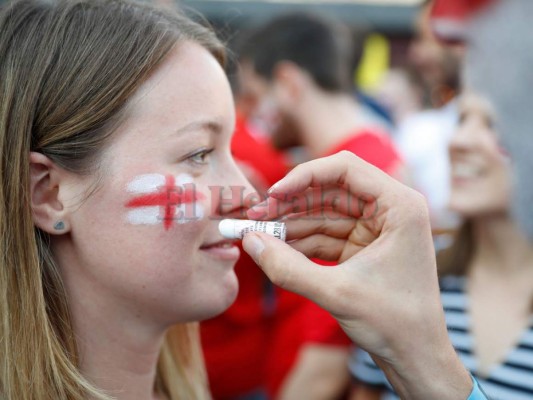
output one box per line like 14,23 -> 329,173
0,0 -> 225,398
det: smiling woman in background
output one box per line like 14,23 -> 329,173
351,92 -> 533,400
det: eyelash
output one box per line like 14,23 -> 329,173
187,148 -> 215,166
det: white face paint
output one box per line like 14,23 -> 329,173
125,173 -> 205,229
127,173 -> 166,193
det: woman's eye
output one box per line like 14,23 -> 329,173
188,148 -> 214,165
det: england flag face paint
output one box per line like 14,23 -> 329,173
125,173 -> 205,230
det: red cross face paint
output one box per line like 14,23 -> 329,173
125,173 -> 205,230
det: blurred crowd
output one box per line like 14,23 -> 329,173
200,1 -> 533,399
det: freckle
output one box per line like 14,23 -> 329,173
142,285 -> 146,289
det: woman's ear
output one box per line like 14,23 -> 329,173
29,152 -> 70,234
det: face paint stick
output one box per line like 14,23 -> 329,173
218,219 -> 287,242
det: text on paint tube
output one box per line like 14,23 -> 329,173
219,219 -> 287,242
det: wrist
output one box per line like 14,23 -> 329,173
378,340 -> 472,400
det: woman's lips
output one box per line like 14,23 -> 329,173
200,239 -> 240,261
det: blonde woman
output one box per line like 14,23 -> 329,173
0,0 -> 253,398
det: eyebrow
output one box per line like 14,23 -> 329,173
174,119 -> 224,136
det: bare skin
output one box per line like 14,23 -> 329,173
243,152 -> 473,400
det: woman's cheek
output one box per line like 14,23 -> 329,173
123,172 -> 207,230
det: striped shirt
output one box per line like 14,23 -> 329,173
350,276 -> 533,400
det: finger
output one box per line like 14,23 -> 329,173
242,232 -> 334,305
284,211 -> 357,241
248,187 -> 379,221
266,152 -> 390,200
289,234 -> 346,261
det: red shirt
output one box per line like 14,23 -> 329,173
325,129 -> 403,175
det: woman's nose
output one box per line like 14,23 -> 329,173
449,122 -> 478,154
211,163 -> 259,218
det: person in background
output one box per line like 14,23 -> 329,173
350,91 -> 533,400
391,0 -> 462,239
409,0 -> 462,109
374,67 -> 425,128
237,12 -> 405,400
240,12 -> 403,179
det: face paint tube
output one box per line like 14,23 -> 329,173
218,219 -> 287,242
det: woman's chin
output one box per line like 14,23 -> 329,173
200,272 -> 240,321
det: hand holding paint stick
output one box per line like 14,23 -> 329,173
238,151 -> 473,400
219,219 -> 287,242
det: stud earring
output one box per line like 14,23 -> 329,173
53,221 -> 65,231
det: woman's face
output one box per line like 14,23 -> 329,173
60,42 -> 254,327
448,92 -> 511,218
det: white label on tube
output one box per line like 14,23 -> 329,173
218,219 -> 287,241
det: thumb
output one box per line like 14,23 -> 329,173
242,232 -> 332,304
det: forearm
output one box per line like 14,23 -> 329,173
376,342 -> 472,400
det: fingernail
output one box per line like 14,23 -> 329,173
243,234 -> 265,262
249,200 -> 267,212
268,180 -> 283,195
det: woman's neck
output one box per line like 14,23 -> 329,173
63,279 -> 167,400
77,309 -> 165,400
470,214 -> 533,276
466,214 -> 533,375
